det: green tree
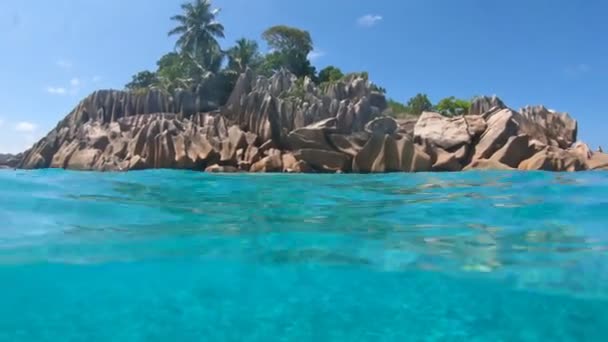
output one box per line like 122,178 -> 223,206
317,66 -> 344,84
371,83 -> 386,94
262,25 -> 313,55
168,0 -> 225,58
227,38 -> 263,75
435,96 -> 471,116
260,25 -> 316,79
387,99 -> 409,117
125,71 -> 158,91
406,93 -> 433,115
155,52 -> 196,92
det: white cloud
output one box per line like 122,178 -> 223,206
56,59 -> 72,69
46,86 -> 67,95
357,14 -> 383,27
308,50 -> 325,61
15,122 -> 37,133
564,64 -> 591,77
70,78 -> 80,87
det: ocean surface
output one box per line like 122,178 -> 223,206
0,170 -> 607,341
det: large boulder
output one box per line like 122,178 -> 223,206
328,133 -> 368,157
489,134 -> 536,168
287,126 -> 333,151
432,147 -> 464,172
364,116 -> 398,135
220,125 -> 248,163
352,134 -> 431,173
250,153 -> 283,172
472,109 -> 520,161
518,147 -> 586,172
395,117 -> 418,139
464,115 -> 487,138
587,152 -> 608,170
520,105 -> 577,149
66,148 -> 102,170
414,112 -> 474,150
294,149 -> 349,173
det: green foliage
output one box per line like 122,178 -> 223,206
406,93 -> 433,115
435,96 -> 471,116
343,71 -> 369,80
317,66 -> 344,84
387,99 -> 409,116
125,71 -> 158,91
168,0 -> 225,59
227,38 -> 263,75
262,25 -> 313,56
260,25 -> 316,79
371,83 -> 386,94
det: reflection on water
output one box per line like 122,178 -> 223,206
1,170 -> 608,296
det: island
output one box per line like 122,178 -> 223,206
6,0 -> 608,173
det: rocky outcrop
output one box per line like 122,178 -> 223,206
0,153 -> 21,168
13,70 -> 600,174
414,112 -> 476,150
520,105 -> 577,149
470,95 -> 506,116
519,146 -> 586,172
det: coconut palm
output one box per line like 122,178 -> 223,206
168,0 -> 225,58
227,38 -> 262,75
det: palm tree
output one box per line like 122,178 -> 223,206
227,38 -> 262,75
168,0 -> 225,58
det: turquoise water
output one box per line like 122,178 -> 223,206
1,170 -> 608,341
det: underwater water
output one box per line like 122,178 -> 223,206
1,170 -> 607,341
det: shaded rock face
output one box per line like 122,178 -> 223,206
15,68 -> 591,174
470,96 -> 506,116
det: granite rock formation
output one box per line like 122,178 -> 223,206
13,69 -> 607,173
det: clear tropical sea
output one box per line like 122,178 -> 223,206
1,170 -> 608,341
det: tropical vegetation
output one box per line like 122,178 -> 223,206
125,0 -> 475,118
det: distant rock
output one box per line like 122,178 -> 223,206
0,153 -> 21,168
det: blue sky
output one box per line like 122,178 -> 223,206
0,0 -> 606,153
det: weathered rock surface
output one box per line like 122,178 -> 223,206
489,134 -> 536,168
464,159 -> 514,171
414,112 -> 474,150
12,68 -> 598,174
519,147 -> 586,172
520,105 -> 577,149
587,152 -> 608,170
